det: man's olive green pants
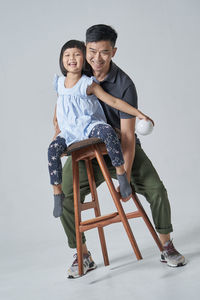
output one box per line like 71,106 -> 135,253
60,144 -> 173,248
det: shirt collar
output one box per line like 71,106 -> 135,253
98,61 -> 118,84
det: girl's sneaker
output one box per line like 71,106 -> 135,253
68,251 -> 97,278
160,240 -> 186,267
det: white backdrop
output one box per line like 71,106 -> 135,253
1,0 -> 200,299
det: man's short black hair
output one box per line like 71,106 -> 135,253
59,40 -> 91,76
86,24 -> 118,47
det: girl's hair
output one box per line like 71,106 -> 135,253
59,40 -> 91,76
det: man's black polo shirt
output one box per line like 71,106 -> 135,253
96,61 -> 140,144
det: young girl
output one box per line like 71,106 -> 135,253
48,40 -> 153,218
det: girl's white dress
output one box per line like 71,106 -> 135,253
54,74 -> 107,146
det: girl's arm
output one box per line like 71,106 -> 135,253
53,105 -> 57,126
53,105 -> 61,140
87,82 -> 154,124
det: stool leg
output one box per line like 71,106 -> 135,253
72,155 -> 83,276
94,146 -> 142,260
131,188 -> 163,252
85,159 -> 110,266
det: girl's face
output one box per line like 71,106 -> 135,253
62,48 -> 84,74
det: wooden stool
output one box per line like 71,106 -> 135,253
65,138 -> 163,276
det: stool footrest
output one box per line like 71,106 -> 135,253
79,211 -> 142,232
80,212 -> 118,226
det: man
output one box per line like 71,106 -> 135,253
60,24 -> 186,278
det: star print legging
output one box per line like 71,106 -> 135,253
48,123 -> 124,185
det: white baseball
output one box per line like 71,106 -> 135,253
136,119 -> 154,136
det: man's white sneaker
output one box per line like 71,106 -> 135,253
68,251 -> 97,278
160,240 -> 186,267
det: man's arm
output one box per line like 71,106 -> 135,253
120,118 -> 136,182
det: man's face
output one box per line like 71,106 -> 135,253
86,40 -> 117,74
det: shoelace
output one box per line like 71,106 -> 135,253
164,241 -> 179,255
71,253 -> 90,266
72,254 -> 78,266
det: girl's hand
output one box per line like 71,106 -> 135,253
52,133 -> 58,141
52,129 -> 61,141
137,111 -> 154,126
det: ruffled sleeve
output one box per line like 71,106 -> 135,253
91,76 -> 99,84
53,74 -> 59,92
80,75 -> 95,97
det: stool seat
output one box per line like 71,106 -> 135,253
65,138 -> 163,276
64,138 -> 103,155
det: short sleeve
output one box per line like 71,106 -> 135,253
119,84 -> 138,119
91,76 -> 98,84
53,74 -> 59,92
80,75 -> 94,97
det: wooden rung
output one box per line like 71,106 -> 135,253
126,211 -> 141,219
81,201 -> 96,211
80,212 -> 118,226
79,211 -> 142,232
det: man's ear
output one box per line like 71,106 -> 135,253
112,47 -> 117,57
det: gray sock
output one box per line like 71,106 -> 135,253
53,193 -> 64,218
117,172 -> 132,198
